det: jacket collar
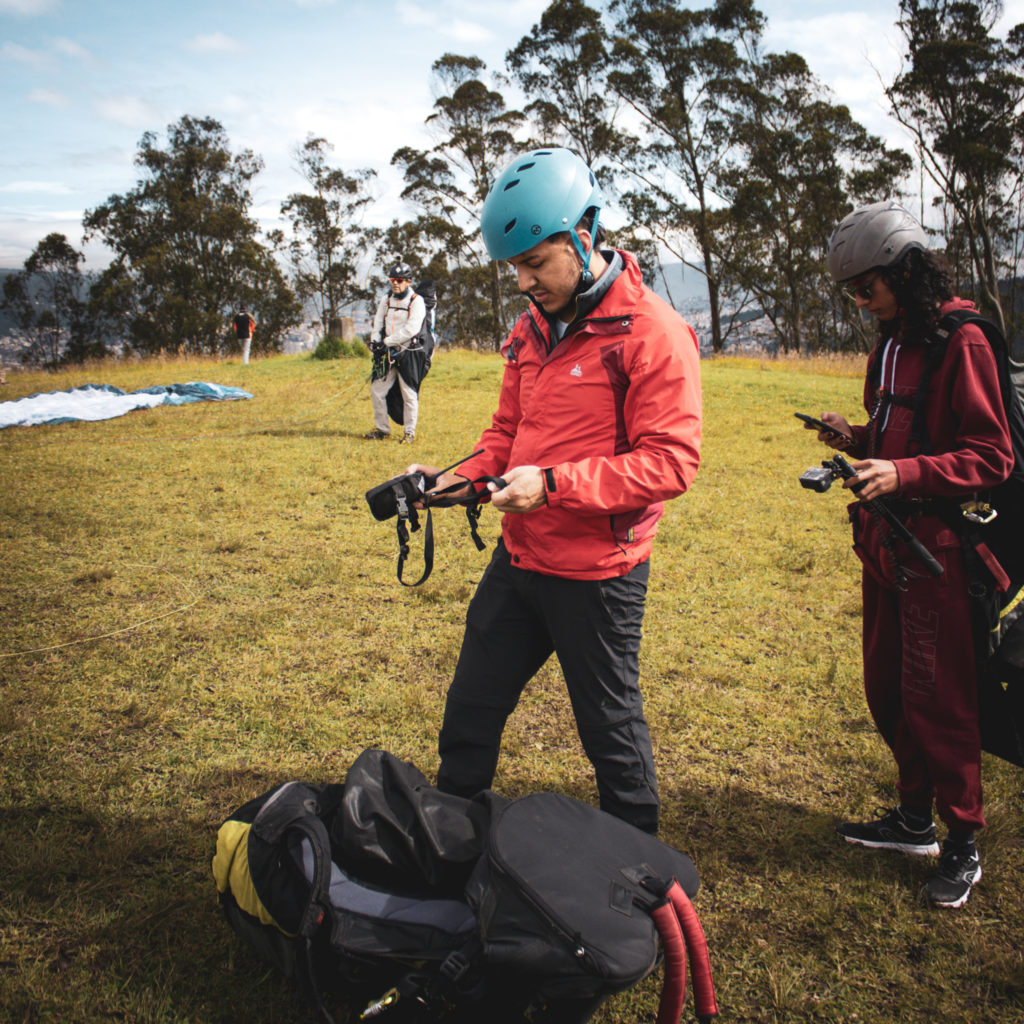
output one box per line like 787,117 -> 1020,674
529,249 -> 643,344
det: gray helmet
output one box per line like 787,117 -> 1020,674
827,200 -> 928,282
388,262 -> 413,280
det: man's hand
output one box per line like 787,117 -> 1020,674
489,465 -> 546,513
405,463 -> 472,505
844,458 -> 899,501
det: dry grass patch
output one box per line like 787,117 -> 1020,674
1,350 -> 1021,1023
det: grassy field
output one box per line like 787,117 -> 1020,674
1,349 -> 1021,1024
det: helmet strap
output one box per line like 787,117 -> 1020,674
570,207 -> 602,289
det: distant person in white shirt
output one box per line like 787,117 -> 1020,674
365,262 -> 426,444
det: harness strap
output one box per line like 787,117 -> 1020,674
393,476 -> 507,587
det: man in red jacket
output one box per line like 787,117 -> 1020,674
409,149 -> 702,834
816,201 -> 1013,907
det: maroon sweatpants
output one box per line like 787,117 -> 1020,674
856,512 -> 985,831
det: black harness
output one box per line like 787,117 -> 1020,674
391,475 -> 506,587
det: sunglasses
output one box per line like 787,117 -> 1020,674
844,273 -> 882,301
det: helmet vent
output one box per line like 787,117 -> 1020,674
516,161 -> 537,172
503,179 -> 520,192
504,218 -> 517,235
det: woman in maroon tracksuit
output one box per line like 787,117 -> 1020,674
816,201 -> 1012,908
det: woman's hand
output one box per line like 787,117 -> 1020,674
844,459 -> 899,501
814,412 -> 854,450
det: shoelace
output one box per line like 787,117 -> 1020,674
936,846 -> 978,879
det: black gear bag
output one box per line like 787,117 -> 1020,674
213,749 -> 718,1024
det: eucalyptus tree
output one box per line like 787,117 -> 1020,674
887,0 -> 1024,339
392,54 -> 525,346
282,136 -> 376,333
608,0 -> 764,352
506,0 -> 627,172
723,52 -> 912,353
1,233 -> 99,365
84,115 -> 299,356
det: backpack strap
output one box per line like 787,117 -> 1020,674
902,308 -> 1016,457
251,784 -> 338,1024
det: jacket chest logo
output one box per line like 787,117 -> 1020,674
570,363 -> 583,377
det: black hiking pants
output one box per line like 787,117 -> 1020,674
437,541 -> 659,834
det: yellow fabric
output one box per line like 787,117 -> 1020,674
998,584 -> 1024,626
211,820 -> 285,932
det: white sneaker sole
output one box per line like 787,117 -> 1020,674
841,835 -> 940,856
925,863 -> 982,909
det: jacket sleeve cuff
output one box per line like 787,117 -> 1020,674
848,424 -> 870,458
543,467 -> 561,507
891,458 -> 916,495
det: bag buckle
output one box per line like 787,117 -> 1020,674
360,987 -> 399,1019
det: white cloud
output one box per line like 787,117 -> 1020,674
393,0 -> 513,45
185,32 -> 241,54
95,94 -> 161,128
762,11 -> 904,146
0,41 -> 51,69
0,180 -> 74,194
0,0 -> 58,13
52,36 -> 91,60
0,212 -> 107,269
0,37 -> 92,73
446,19 -> 493,45
998,1 -> 1024,29
395,0 -> 434,27
27,88 -> 70,108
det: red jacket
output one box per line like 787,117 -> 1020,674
459,251 -> 702,579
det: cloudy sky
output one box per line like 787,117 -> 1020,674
2,0 -> 1022,269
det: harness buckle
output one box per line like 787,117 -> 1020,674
961,501 -> 998,525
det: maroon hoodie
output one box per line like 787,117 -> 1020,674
848,298 -> 1013,498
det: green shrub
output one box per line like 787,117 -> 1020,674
312,335 -> 344,360
312,335 -> 370,360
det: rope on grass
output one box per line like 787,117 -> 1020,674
0,581 -> 200,660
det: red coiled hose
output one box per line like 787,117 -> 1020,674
650,898 -> 687,1024
667,881 -> 719,1022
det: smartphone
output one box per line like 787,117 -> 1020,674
794,412 -> 851,443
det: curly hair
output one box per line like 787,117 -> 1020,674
877,248 -> 955,343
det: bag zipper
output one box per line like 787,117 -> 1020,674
485,807 -> 606,978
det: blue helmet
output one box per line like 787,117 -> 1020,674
480,149 -> 604,265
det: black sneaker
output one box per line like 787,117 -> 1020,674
363,428 -> 390,440
836,807 -> 940,856
922,841 -> 982,909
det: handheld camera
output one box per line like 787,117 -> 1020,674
799,453 -> 862,494
798,453 -> 942,579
